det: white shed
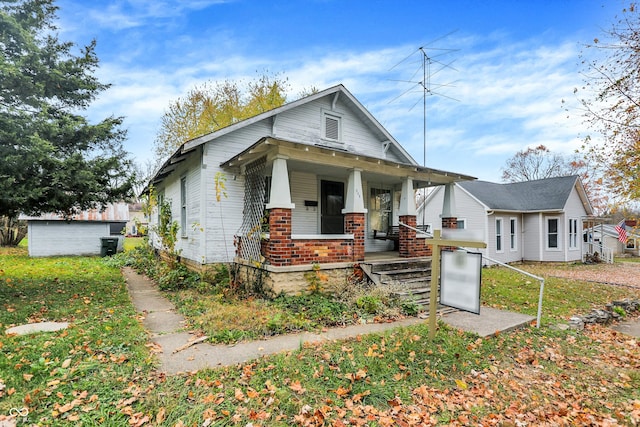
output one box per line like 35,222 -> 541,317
21,203 -> 129,257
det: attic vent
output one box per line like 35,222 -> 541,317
324,113 -> 341,141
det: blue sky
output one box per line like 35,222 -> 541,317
55,0 -> 623,182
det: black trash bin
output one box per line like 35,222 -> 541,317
100,237 -> 119,257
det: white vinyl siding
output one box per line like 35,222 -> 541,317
27,221 -> 117,257
290,171 -> 318,234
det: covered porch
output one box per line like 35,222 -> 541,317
225,137 -> 473,273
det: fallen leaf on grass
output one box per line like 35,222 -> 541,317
289,381 -> 306,395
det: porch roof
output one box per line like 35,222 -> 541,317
221,137 -> 476,188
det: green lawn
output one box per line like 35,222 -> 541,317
1,247 -> 639,425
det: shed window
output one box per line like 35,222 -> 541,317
110,223 -> 125,236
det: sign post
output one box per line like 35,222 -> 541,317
428,229 -> 487,339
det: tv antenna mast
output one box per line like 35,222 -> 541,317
389,34 -> 459,166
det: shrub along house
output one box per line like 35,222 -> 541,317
146,84 -> 474,292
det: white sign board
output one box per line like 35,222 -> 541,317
440,250 -> 482,314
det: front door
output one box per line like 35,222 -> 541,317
321,180 -> 344,234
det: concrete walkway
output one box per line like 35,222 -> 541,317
122,267 -> 535,375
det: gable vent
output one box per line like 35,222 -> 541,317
325,115 -> 340,140
323,113 -> 342,141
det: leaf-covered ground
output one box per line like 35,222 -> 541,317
1,249 -> 639,426
522,261 -> 640,289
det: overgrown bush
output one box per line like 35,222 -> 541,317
272,293 -> 350,327
156,262 -> 199,291
334,279 -> 410,320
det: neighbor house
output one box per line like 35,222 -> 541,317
417,175 -> 594,264
585,220 -> 640,258
20,202 -> 129,257
145,84 -> 474,292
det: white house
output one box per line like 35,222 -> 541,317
418,175 -> 594,264
21,202 -> 129,257
145,84 -> 474,292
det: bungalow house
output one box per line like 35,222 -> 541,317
20,202 -> 129,257
145,84 -> 474,292
417,175 -> 594,264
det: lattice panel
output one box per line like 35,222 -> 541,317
236,156 -> 267,263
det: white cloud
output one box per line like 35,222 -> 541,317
56,0 -> 599,183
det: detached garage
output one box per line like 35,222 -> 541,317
21,203 -> 129,257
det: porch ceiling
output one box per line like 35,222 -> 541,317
221,137 -> 476,188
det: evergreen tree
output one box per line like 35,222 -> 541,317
0,0 -> 134,245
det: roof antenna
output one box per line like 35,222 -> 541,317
389,32 -> 459,167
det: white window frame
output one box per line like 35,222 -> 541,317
157,191 -> 165,224
568,218 -> 578,250
180,176 -> 187,238
509,217 -> 517,251
322,110 -> 342,142
546,217 -> 560,250
456,218 -> 466,229
495,218 -> 503,253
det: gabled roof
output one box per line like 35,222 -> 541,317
458,175 -> 593,214
182,84 -> 416,164
146,84 -> 475,191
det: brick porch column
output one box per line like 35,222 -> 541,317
442,217 -> 458,229
265,155 -> 295,266
267,208 -> 292,266
399,214 -> 417,257
398,177 -> 417,258
441,183 -> 457,251
345,213 -> 365,261
342,169 -> 367,262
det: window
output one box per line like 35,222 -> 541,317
457,218 -> 466,229
627,239 -> 636,249
157,191 -> 165,224
180,177 -> 187,237
569,218 -> 578,249
510,218 -> 517,250
547,217 -> 559,249
495,218 -> 503,252
369,188 -> 392,234
323,112 -> 342,141
110,223 -> 125,236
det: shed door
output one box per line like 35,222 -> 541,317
321,180 -> 344,234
